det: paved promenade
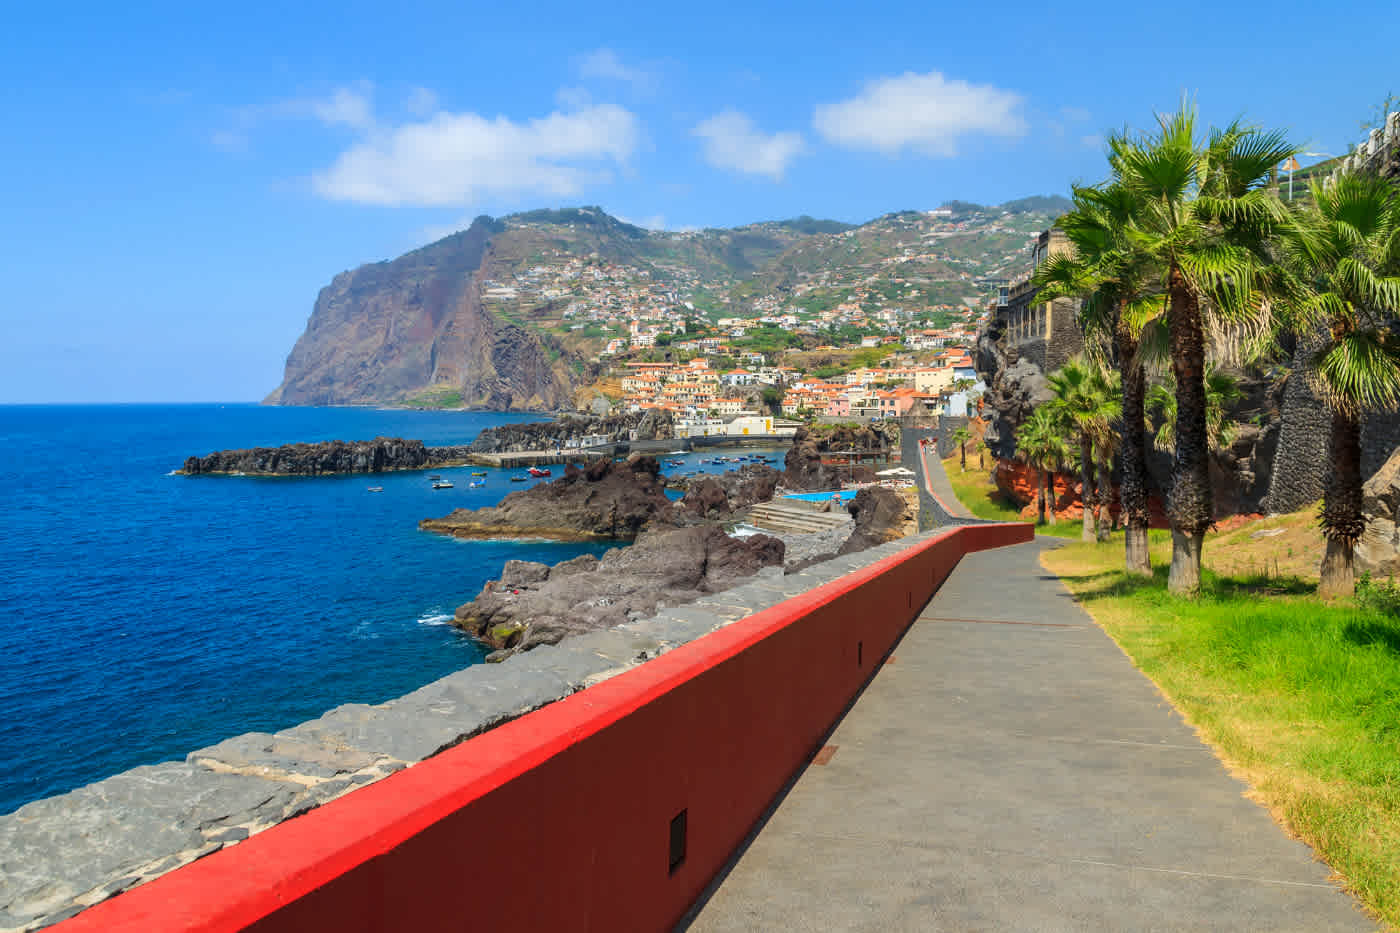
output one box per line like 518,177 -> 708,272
681,539 -> 1372,931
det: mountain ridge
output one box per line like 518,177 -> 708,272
267,197 -> 1066,409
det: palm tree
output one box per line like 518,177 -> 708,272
1034,183 -> 1159,573
1279,171 -> 1400,597
1110,105 -> 1296,594
951,426 -> 971,470
1015,406 -> 1071,525
1047,359 -> 1121,542
1146,367 -> 1243,454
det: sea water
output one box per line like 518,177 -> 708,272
0,406 -> 789,814
0,404 -> 621,814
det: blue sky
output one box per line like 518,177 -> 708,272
3,0 -> 1397,402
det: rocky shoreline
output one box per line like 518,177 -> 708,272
468,408 -> 674,453
418,455 -> 675,542
179,437 -> 476,476
418,445 -> 912,659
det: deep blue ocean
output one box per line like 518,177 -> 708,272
0,405 -> 788,815
0,405 -> 617,814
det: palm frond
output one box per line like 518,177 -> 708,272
1030,253 -> 1094,302
1309,330 -> 1400,415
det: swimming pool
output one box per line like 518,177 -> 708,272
783,489 -> 859,503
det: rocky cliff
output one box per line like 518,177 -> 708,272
265,217 -> 574,410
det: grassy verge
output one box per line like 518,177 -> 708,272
940,456 -> 1080,538
1041,534 -> 1400,928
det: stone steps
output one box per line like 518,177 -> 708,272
748,501 -> 853,535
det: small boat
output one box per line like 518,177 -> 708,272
428,474 -> 442,481
528,467 -> 552,477
367,486 -> 383,492
511,476 -> 529,482
469,480 -> 485,488
666,459 -> 685,467
471,471 -> 487,476
431,480 -> 454,489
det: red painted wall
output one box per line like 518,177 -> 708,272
55,523 -> 1031,933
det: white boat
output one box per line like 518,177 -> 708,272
432,480 -> 454,489
367,486 -> 383,492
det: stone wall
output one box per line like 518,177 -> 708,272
1265,117 -> 1400,512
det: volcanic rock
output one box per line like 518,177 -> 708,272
180,437 -> 474,476
975,319 -> 1053,461
678,464 -> 781,517
1358,447 -> 1400,577
783,425 -> 887,491
265,218 -> 575,410
419,456 -> 673,541
454,524 -> 786,653
468,410 -> 674,454
838,486 -> 913,554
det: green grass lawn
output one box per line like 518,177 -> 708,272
1042,536 -> 1400,929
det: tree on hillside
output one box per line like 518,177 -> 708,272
760,385 -> 784,416
1279,171 -> 1400,597
1033,182 -> 1159,572
1047,359 -> 1121,542
1109,104 -> 1295,593
1015,405 -> 1072,525
952,426 -> 971,470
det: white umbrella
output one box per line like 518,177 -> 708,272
876,467 -> 915,476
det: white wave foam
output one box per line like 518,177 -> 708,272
417,612 -> 454,627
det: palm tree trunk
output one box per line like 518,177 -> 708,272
1118,317 -> 1151,576
1047,469 -> 1058,525
1037,467 -> 1047,525
1319,409 -> 1365,597
959,444 -> 966,471
1166,266 -> 1211,595
1080,435 -> 1095,542
1096,451 -> 1112,542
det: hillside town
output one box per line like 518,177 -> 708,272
473,206 -> 1020,429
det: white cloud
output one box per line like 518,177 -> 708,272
812,71 -> 1026,156
313,104 -> 640,207
578,48 -> 653,90
692,110 -> 804,181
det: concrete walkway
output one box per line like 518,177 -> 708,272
680,540 -> 1372,932
921,445 -> 976,520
